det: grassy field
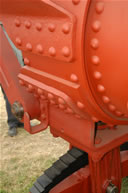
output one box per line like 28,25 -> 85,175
0,89 -> 128,193
0,128 -> 68,193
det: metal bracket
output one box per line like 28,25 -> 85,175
24,100 -> 49,134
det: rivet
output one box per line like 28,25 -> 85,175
36,44 -> 43,54
48,24 -> 55,32
58,98 -> 65,105
115,111 -> 122,117
109,104 -> 116,111
75,114 -> 81,119
27,84 -> 34,92
15,19 -> 21,27
95,137 -> 102,144
92,21 -> 101,32
72,0 -> 80,5
97,84 -> 105,92
62,24 -> 70,34
95,2 -> 104,14
26,43 -> 33,51
66,107 -> 74,114
61,128 -> 64,133
41,95 -> 46,100
50,100 -> 56,105
15,37 -> 22,46
41,114 -> 46,120
93,71 -> 102,80
19,80 -> 25,86
48,93 -> 54,99
37,88 -> 43,95
70,74 -> 78,82
77,102 -> 85,109
25,21 -> 31,29
67,107 -> 74,114
92,56 -> 100,65
36,23 -> 42,31
92,116 -> 99,122
91,38 -> 99,49
49,47 -> 56,57
59,104 -> 65,110
62,47 -> 70,57
102,96 -> 110,104
24,58 -> 30,65
34,94 -> 39,99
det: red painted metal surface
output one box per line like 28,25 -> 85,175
50,151 -> 128,193
89,148 -> 122,193
0,0 -> 128,193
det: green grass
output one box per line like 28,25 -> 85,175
121,177 -> 128,193
0,156 -> 56,193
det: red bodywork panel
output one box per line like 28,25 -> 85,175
0,0 -> 128,193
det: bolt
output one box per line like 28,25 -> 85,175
11,101 -> 24,120
106,183 -> 118,193
41,114 -> 46,120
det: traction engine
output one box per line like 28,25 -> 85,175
0,0 -> 128,193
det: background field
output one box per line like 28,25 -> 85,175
0,89 -> 128,193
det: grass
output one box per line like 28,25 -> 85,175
121,177 -> 128,193
0,155 -> 57,193
0,126 -> 68,193
0,89 -> 128,193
